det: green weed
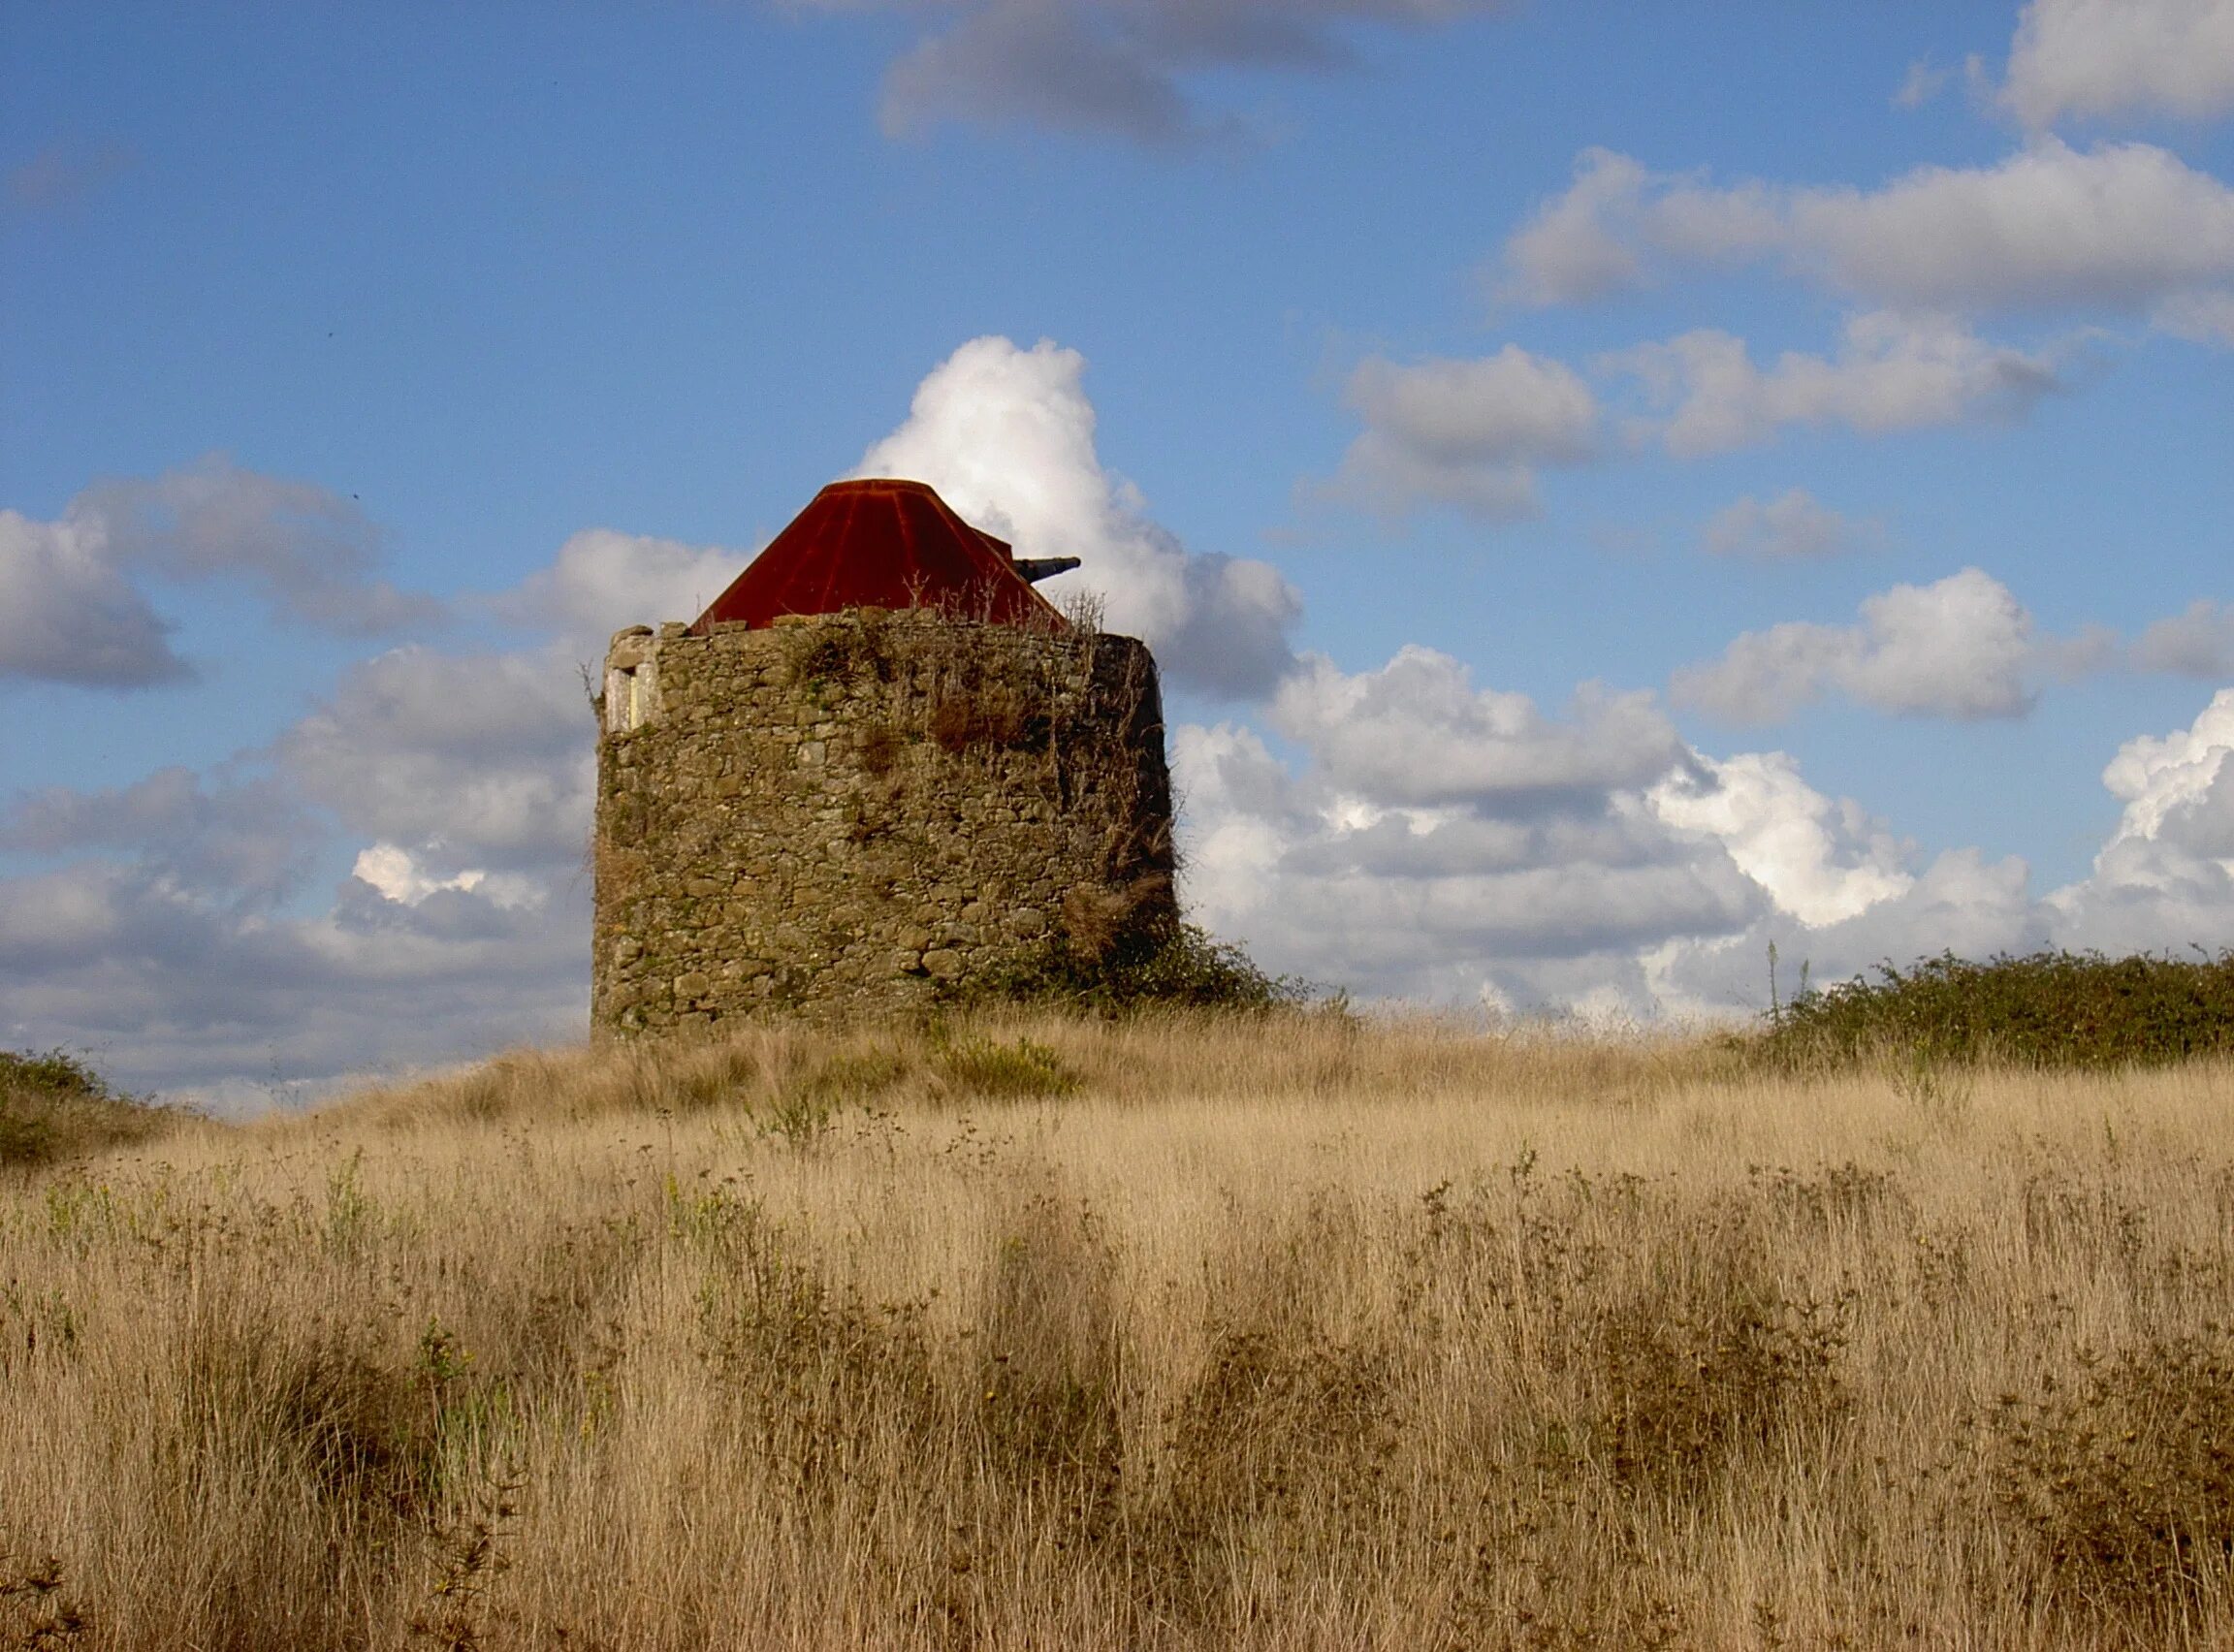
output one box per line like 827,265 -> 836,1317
933,1034 -> 1079,1100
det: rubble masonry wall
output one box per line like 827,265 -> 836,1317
590,610 -> 1175,1033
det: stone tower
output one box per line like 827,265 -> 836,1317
589,483 -> 1176,1034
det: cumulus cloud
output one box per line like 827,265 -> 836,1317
1673,568 -> 2048,723
0,508 -> 190,686
1607,312 -> 2060,457
1892,59 -> 1954,110
2001,0 -> 2234,129
2043,688 -> 2234,953
2098,688 -> 2234,853
796,0 -> 1517,144
1648,751 -> 1912,925
1647,846 -> 2049,1021
77,455 -> 437,634
1172,648 -> 1773,1009
856,334 -> 1301,696
1320,346 -> 1600,518
1499,141 -> 2234,334
0,619 -> 607,1103
1592,690 -> 2234,1018
1271,647 -> 1686,808
1499,149 -> 1659,306
2132,598 -> 2234,676
1172,644 -> 2159,1019
0,458 -> 439,688
0,616 -> 605,1092
1701,489 -> 1878,560
1318,318 -> 2058,497
0,853 -> 586,1110
1,768 -> 315,905
0,640 -> 597,1103
1679,578 -> 2234,723
495,527 -> 750,652
277,644 -> 595,874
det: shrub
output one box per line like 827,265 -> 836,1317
1992,1326 -> 2234,1615
1757,949 -> 2234,1070
1576,1273 -> 1849,1496
0,1049 -> 175,1169
966,922 -> 1315,1017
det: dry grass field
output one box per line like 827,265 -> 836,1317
4,1013 -> 2232,1649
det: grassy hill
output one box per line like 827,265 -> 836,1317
3,1010 -> 2231,1649
0,1047 -> 183,1169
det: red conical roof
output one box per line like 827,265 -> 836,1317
689,478 -> 1067,632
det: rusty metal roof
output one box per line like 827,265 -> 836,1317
688,478 -> 1068,632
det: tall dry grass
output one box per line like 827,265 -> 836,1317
3,1013 -> 2231,1649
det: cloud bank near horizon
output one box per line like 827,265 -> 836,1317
3,333 -> 2230,1106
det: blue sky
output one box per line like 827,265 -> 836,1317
4,0 -> 2231,1104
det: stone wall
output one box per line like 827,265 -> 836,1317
591,609 -> 1176,1034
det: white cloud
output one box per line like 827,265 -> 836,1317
1321,346 -> 1600,518
1272,647 -> 1685,807
1785,141 -> 2234,314
76,454 -> 438,634
1500,141 -> 2234,333
276,644 -> 595,872
797,0 -> 1517,144
1650,846 -> 2049,1020
1673,568 -> 2045,723
2001,0 -> 2234,129
1173,643 -> 2178,1019
1645,696 -> 2234,1016
1701,489 -> 1877,559
1648,751 -> 1912,925
1499,148 -> 1656,306
0,642 -> 594,1102
1173,649 -> 1771,1010
856,334 -> 1301,696
497,527 -> 750,652
1893,58 -> 1953,110
2095,686 -> 2234,857
2155,288 -> 2234,345
350,843 -> 481,905
0,458 -> 440,688
1320,319 -> 2059,498
0,855 -> 586,1110
349,843 -> 539,911
1679,583 -> 2234,724
0,582 -> 608,1100
2044,688 -> 2234,953
2132,597 -> 2234,676
1608,312 -> 2060,457
1,768 -> 313,905
0,508 -> 189,686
